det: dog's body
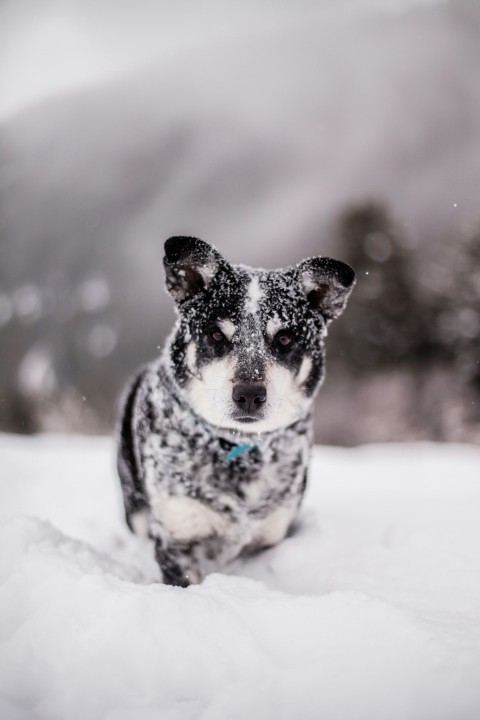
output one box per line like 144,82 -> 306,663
117,237 -> 354,586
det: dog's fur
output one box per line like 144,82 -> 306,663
117,237 -> 355,586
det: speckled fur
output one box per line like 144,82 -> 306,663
117,237 -> 354,586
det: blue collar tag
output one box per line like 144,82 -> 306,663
226,443 -> 256,462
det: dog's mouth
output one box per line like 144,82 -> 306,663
234,415 -> 260,424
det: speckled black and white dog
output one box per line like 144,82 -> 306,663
117,237 -> 355,586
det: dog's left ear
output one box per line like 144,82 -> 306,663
163,236 -> 223,303
295,257 -> 355,322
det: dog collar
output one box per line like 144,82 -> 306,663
226,443 -> 257,461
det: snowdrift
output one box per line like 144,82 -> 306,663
1,434 -> 479,719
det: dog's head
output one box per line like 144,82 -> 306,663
163,237 -> 355,434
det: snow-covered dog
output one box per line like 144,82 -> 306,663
117,237 -> 355,586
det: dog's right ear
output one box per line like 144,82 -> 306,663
163,237 -> 223,302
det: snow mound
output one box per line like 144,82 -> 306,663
1,435 -> 480,719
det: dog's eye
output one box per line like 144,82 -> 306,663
274,330 -> 295,349
208,327 -> 226,344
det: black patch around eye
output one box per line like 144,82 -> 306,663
273,330 -> 296,351
208,326 -> 227,345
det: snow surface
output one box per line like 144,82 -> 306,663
1,433 -> 480,720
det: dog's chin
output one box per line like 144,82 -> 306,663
204,411 -> 303,435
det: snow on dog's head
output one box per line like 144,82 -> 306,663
163,237 -> 355,434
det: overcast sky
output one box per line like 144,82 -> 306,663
0,0 -> 441,120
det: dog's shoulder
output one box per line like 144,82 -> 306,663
119,359 -> 174,428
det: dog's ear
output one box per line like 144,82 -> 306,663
163,237 -> 223,302
295,257 -> 355,322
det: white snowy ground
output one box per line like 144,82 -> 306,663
1,434 -> 479,720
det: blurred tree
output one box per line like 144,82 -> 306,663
430,221 -> 480,418
322,200 -> 480,442
331,201 -> 432,372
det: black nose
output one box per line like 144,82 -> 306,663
232,384 -> 267,414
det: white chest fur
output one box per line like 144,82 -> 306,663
149,491 -> 230,542
147,485 -> 298,554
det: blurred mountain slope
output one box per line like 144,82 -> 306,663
1,2 -> 479,438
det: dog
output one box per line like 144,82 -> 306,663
116,237 -> 355,586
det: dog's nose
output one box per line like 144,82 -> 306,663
232,384 -> 267,414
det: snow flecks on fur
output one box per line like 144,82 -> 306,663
244,275 -> 263,315
217,318 -> 236,341
266,314 -> 282,338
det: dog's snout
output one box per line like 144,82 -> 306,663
232,383 -> 267,414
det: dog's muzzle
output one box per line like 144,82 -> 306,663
232,383 -> 267,421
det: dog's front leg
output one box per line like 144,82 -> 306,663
154,538 -> 202,587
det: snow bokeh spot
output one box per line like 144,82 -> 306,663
77,275 -> 110,314
18,344 -> 56,396
86,323 -> 117,358
12,284 -> 43,323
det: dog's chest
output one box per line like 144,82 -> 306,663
148,488 -> 300,556
144,435 -> 308,541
